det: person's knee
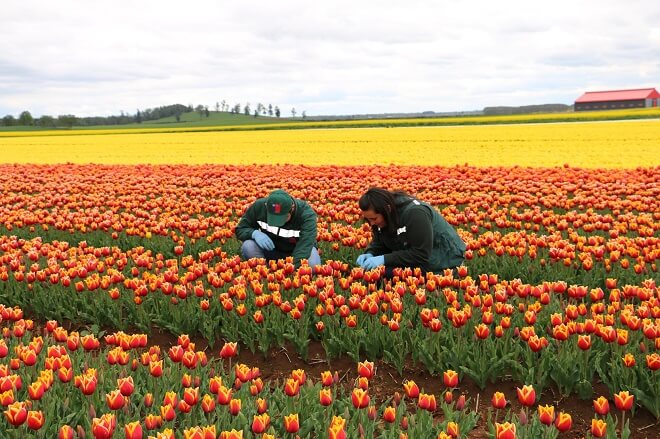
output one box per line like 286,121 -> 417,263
241,240 -> 264,259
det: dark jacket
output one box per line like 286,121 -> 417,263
365,195 -> 465,272
235,197 -> 318,267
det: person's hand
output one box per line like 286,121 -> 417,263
362,255 -> 384,270
356,253 -> 373,267
252,230 -> 275,251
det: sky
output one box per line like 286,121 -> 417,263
1,0 -> 660,118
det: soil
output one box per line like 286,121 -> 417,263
142,327 -> 660,439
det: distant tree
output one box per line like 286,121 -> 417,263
175,112 -> 182,122
268,104 -> 273,116
275,106 -> 280,118
215,102 -> 220,112
233,103 -> 241,114
37,115 -> 55,127
136,110 -> 142,124
302,110 -> 307,120
291,108 -> 296,118
2,115 -> 15,126
221,100 -> 227,112
195,105 -> 205,119
205,106 -> 210,117
244,103 -> 251,116
57,114 -> 77,128
18,110 -> 33,126
254,109 -> 258,118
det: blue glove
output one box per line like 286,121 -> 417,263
252,230 -> 275,251
356,253 -> 373,267
362,255 -> 385,270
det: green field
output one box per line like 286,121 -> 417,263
2,106 -> 660,134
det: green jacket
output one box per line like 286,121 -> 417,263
365,195 -> 465,272
235,197 -> 318,267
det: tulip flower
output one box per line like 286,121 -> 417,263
491,391 -> 507,409
319,388 -> 333,406
593,396 -> 610,415
58,425 -> 75,439
495,422 -> 516,439
284,413 -> 300,434
291,368 -> 306,385
418,392 -> 437,412
554,411 -> 572,432
106,389 -> 125,410
163,391 -> 178,408
474,323 -> 490,339
219,342 -> 238,359
124,421 -> 143,439
113,376 -> 134,397
160,403 -> 176,422
201,394 -> 216,413
149,360 -> 163,377
92,413 -> 116,439
251,413 -> 270,434
577,334 -> 591,350
516,385 -> 536,406
537,404 -> 554,425
622,353 -> 636,367
591,418 -> 607,438
256,397 -> 268,414
26,410 -> 45,430
357,360 -> 375,379
320,370 -> 334,387
28,380 -> 45,400
144,414 -> 163,430
284,378 -> 300,397
229,398 -> 242,416
328,416 -> 347,439
614,390 -> 634,411
647,353 -> 660,370
446,421 -> 459,437
351,388 -> 370,409
383,406 -> 397,423
443,369 -> 459,388
403,380 -> 420,399
219,430 -> 243,439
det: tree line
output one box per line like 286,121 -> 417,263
1,101 -> 305,128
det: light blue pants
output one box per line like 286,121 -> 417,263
241,240 -> 322,267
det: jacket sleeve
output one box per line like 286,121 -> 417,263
292,206 -> 318,267
365,227 -> 389,256
235,202 -> 259,242
383,206 -> 433,268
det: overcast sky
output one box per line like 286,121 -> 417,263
2,0 -> 659,117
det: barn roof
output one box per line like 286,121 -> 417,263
575,88 -> 660,103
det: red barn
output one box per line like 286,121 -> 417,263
574,88 -> 660,111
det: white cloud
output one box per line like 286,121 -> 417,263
1,0 -> 659,117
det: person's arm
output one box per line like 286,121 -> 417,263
364,225 -> 389,256
291,207 -> 318,267
234,202 -> 259,241
383,206 -> 433,268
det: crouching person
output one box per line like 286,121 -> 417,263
235,189 -> 321,269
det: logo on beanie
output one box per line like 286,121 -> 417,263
272,204 -> 281,214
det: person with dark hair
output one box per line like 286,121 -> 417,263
236,189 -> 321,268
356,187 -> 465,275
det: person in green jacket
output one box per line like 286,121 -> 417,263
355,187 -> 465,275
235,189 -> 321,268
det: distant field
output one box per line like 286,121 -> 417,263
1,107 -> 660,136
2,118 -> 659,168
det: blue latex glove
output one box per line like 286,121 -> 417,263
356,253 -> 373,267
252,230 -> 275,251
362,255 -> 385,270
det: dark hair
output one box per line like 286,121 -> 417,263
358,187 -> 409,234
